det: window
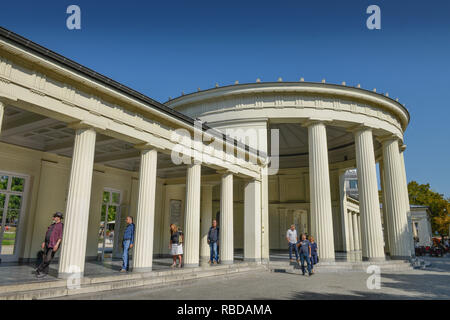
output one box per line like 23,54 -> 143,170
0,173 -> 27,258
349,179 -> 358,189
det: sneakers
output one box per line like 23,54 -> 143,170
119,269 -> 127,273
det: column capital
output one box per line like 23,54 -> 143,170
376,134 -> 401,144
216,169 -> 235,176
301,118 -> 332,128
346,123 -> 373,134
134,142 -> 161,151
68,120 -> 104,132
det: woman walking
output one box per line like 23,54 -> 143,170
309,235 -> 318,273
169,224 -> 183,268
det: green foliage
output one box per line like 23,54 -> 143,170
408,181 -> 450,236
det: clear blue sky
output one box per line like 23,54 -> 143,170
1,0 -> 449,197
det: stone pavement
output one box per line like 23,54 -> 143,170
0,257 -> 179,286
0,251 -> 359,286
57,256 -> 450,300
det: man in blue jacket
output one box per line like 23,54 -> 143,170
120,216 -> 135,272
207,219 -> 220,264
297,233 -> 312,276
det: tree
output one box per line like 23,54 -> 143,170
408,181 -> 450,236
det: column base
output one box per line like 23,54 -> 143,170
317,258 -> 335,264
184,263 -> 199,268
389,255 -> 411,260
362,256 -> 386,262
220,260 -> 234,265
244,258 -> 261,263
261,258 -> 270,264
132,266 -> 153,273
200,257 -> 210,265
57,272 -> 84,279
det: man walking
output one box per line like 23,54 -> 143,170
36,212 -> 63,278
120,216 -> 135,272
297,233 -> 312,276
207,219 -> 219,264
286,224 -> 299,263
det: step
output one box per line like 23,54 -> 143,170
268,260 -> 413,274
0,263 -> 267,300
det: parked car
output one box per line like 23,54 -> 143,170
429,245 -> 444,257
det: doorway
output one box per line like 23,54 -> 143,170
0,172 -> 28,262
98,188 -> 121,261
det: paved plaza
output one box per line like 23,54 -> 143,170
55,256 -> 450,300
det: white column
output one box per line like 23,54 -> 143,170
339,170 -> 351,252
379,160 -> 390,254
244,179 -> 262,263
400,146 -> 414,257
354,128 -> 385,261
200,185 -> 213,264
347,210 -> 355,251
381,137 -> 411,259
58,127 -> 96,278
133,148 -> 158,272
306,121 -> 335,262
220,172 -> 234,264
261,165 -> 270,263
352,213 -> 361,251
0,101 -> 4,133
357,214 -> 362,249
184,163 -> 201,267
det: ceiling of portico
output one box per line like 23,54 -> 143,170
269,122 -> 382,169
1,105 -> 215,179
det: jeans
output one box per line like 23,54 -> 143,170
36,246 -> 55,274
209,241 -> 218,262
122,240 -> 131,271
288,242 -> 299,260
300,252 -> 312,275
310,254 -> 318,265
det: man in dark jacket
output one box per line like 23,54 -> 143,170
207,219 -> 219,264
36,212 -> 63,278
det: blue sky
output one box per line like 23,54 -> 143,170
1,0 -> 449,197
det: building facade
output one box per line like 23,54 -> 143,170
410,205 -> 433,246
0,27 -> 414,278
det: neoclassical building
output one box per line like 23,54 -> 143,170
0,27 -> 413,278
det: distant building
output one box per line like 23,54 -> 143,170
344,169 -> 433,249
343,169 -> 359,199
410,205 -> 433,246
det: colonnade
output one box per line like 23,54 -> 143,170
306,121 -> 412,261
53,125 -> 263,278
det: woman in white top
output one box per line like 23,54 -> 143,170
169,224 -> 183,268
